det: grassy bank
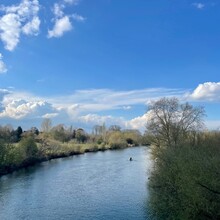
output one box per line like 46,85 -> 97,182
0,127 -> 143,176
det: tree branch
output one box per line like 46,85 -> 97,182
197,182 -> 220,195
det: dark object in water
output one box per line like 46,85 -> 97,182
129,157 -> 133,161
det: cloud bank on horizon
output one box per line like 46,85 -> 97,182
0,82 -> 220,131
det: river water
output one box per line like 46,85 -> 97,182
0,146 -> 152,220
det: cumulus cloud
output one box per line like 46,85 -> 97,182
126,113 -> 149,131
0,0 -> 40,51
192,3 -> 205,9
189,82 -> 220,101
48,0 -> 85,38
22,16 -> 40,35
48,16 -> 72,38
0,99 -> 57,119
0,53 -> 7,73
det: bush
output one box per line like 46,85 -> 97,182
18,136 -> 38,159
148,135 -> 220,219
107,131 -> 127,149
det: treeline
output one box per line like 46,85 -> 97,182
146,98 -> 220,219
0,121 -> 146,176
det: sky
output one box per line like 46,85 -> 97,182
0,0 -> 220,132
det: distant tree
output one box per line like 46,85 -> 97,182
30,127 -> 39,135
107,131 -> 127,149
146,97 -> 205,147
0,140 -> 7,166
109,125 -> 121,132
14,126 -> 23,141
51,124 -> 67,142
75,129 -> 87,143
0,126 -> 11,142
93,125 -> 101,136
41,118 -> 52,132
123,129 -> 142,146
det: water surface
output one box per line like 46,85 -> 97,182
0,147 -> 152,220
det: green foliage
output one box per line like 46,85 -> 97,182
16,126 -> 23,140
123,130 -> 141,146
75,129 -> 87,143
107,131 -> 127,149
148,132 -> 220,219
0,140 -> 7,166
18,136 -> 38,159
0,123 -> 143,176
50,124 -> 72,142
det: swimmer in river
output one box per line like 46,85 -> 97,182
129,157 -> 133,161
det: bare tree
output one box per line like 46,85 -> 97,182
41,118 -> 52,132
146,97 -> 205,147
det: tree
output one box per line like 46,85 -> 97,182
51,124 -> 68,142
109,125 -> 121,132
18,136 -> 38,159
92,124 -> 107,144
146,97 -> 205,147
107,131 -> 127,149
14,126 -> 23,141
0,140 -> 7,167
30,127 -> 39,135
0,126 -> 11,142
75,128 -> 87,143
41,118 -> 52,132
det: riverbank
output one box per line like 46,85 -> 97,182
0,141 -> 141,177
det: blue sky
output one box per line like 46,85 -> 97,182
0,0 -> 220,131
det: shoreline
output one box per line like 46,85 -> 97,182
0,145 -> 144,177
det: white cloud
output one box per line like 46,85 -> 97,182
1,85 -> 220,131
22,16 -> 40,35
189,82 -> 220,101
122,106 -> 132,110
0,87 -> 187,129
126,112 -> 152,131
77,112 -> 153,132
0,13 -> 21,51
0,99 -> 57,119
78,114 -> 126,127
0,0 -> 40,51
48,16 -> 72,38
192,3 -> 205,9
63,0 -> 79,5
72,13 -> 85,22
42,113 -> 59,119
53,3 -> 65,18
48,0 -> 85,38
0,53 -> 7,73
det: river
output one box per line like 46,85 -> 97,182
0,146 -> 152,220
